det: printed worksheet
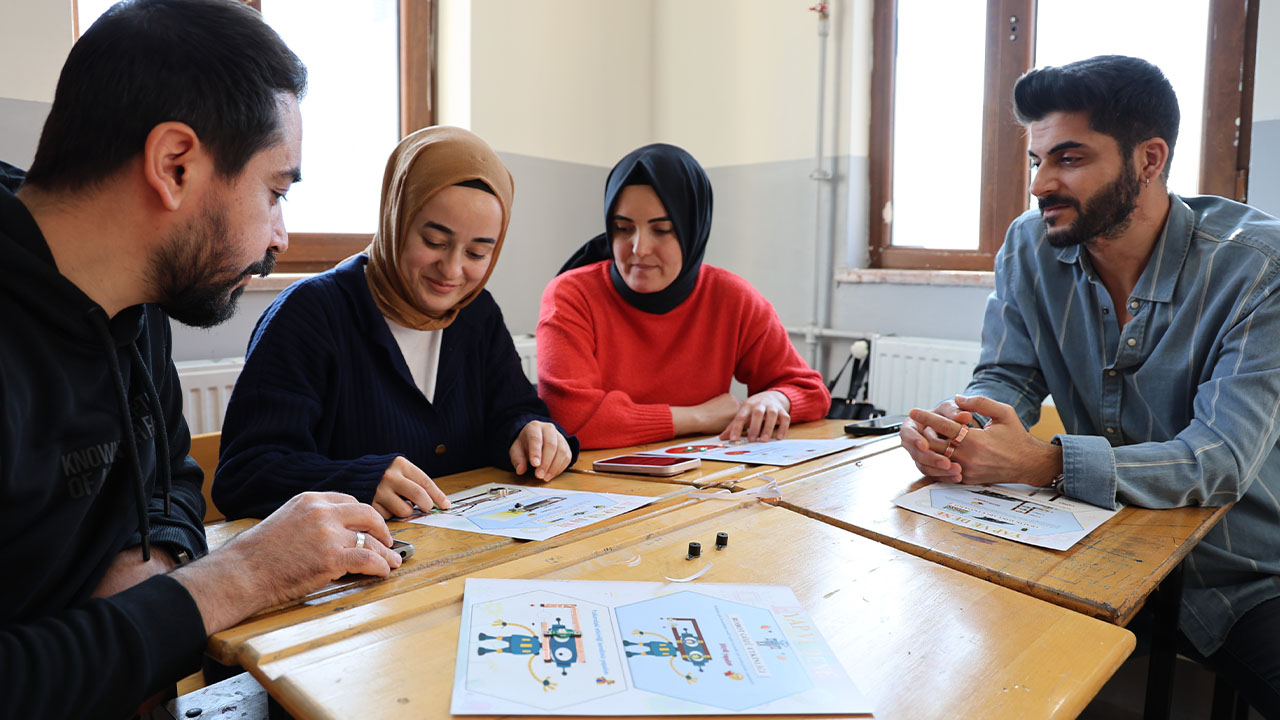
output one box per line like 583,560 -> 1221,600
636,436 -> 874,466
452,579 -> 870,716
408,483 -> 652,541
893,482 -> 1121,550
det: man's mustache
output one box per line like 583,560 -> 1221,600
1038,195 -> 1080,212
244,250 -> 277,279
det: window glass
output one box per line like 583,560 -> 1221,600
78,0 -> 402,235
262,0 -> 400,234
889,0 -> 1211,251
889,2 -> 987,250
75,0 -> 117,34
1035,0 -> 1210,197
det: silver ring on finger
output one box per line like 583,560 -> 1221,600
354,531 -> 367,550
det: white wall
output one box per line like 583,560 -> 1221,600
1253,0 -> 1280,123
0,0 -> 73,103
1247,0 -> 1280,219
459,0 -> 869,350
651,0 -> 860,167
468,0 -> 654,167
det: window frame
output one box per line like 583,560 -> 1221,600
867,0 -> 1259,271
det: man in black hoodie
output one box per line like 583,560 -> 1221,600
0,2 -> 404,717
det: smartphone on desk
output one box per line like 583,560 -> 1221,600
844,415 -> 907,436
592,454 -> 702,477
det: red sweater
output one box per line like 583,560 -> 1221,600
537,261 -> 831,448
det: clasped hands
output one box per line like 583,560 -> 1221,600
900,394 -> 1061,487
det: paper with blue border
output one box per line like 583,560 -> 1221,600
408,483 -> 652,541
894,482 -> 1120,550
452,578 -> 870,716
635,436 -> 875,466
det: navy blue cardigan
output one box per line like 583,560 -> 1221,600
213,256 -> 577,519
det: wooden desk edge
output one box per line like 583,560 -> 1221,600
778,497 -> 1230,626
219,494 -> 763,667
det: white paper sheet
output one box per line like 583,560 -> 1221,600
451,578 -> 871,716
893,482 -> 1121,551
408,483 -> 652,541
636,435 -> 873,466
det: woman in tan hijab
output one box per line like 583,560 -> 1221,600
214,127 -> 578,520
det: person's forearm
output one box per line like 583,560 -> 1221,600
1,576 -> 206,719
170,546 -> 263,636
671,405 -> 705,436
91,546 -> 177,598
1031,440 -> 1063,487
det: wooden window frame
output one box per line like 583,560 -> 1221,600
271,0 -> 438,272
868,0 -> 1258,271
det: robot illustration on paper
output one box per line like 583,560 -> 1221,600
624,617 -> 713,684
440,487 -> 515,515
483,496 -> 566,522
475,603 -> 584,691
757,636 -> 790,651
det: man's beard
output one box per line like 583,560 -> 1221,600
148,202 -> 276,328
1039,160 -> 1142,248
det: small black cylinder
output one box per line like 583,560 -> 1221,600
716,532 -> 729,549
687,541 -> 701,558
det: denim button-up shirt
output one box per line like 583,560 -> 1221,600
967,194 -> 1280,655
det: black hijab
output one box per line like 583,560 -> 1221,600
558,143 -> 713,314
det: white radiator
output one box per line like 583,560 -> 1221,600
174,358 -> 244,435
173,335 -> 542,435
512,333 -> 538,384
866,336 -> 982,415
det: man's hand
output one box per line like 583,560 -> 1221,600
509,421 -> 573,481
720,390 -> 791,442
172,492 -> 404,637
90,546 -> 178,598
901,395 -> 1061,485
672,393 -> 742,437
899,397 -> 973,480
373,456 -> 451,519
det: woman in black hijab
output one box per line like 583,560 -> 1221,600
536,144 -> 830,450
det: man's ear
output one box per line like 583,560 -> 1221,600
1137,137 -> 1171,185
142,122 -> 207,211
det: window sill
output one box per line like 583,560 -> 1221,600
835,268 -> 994,287
246,273 -> 311,292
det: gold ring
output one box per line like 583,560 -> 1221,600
952,426 -> 969,446
355,531 -> 367,550
943,443 -> 956,458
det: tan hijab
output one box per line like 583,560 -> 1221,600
365,126 -> 514,331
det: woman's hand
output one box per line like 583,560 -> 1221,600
720,390 -> 791,441
373,456 -> 451,518
509,421 -> 574,481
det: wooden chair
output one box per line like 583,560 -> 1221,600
188,431 -> 225,524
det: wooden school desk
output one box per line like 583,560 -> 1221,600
204,466 -> 725,666
575,418 -> 899,488
237,501 -> 1135,720
776,446 -> 1230,719
776,447 -> 1228,625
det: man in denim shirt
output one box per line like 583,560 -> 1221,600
902,55 -> 1280,713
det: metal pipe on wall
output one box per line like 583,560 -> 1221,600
808,2 -> 837,378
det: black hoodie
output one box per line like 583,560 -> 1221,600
0,166 -> 209,719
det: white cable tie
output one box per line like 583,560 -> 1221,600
664,562 -> 713,583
